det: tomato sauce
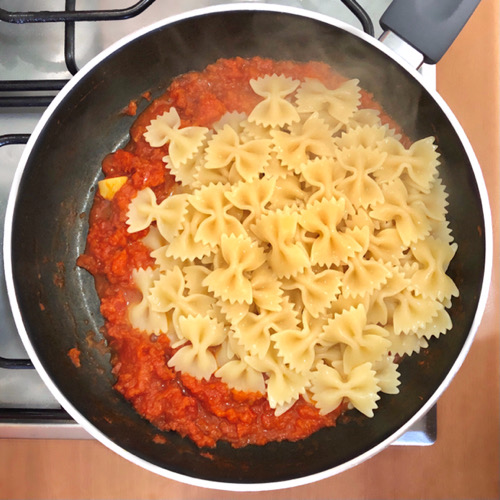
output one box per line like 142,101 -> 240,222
78,56 -> 399,448
68,347 -> 81,368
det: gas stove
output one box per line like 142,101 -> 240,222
0,0 -> 436,443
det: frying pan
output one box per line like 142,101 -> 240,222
3,1 -> 492,491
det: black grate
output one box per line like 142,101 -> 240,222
0,0 -> 157,23
0,134 -> 33,370
0,136 -> 69,418
0,0 -> 158,106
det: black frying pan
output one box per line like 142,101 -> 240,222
3,2 -> 492,491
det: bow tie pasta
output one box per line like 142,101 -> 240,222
81,57 -> 458,448
128,71 -> 456,419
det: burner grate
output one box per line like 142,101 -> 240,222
0,0 -> 157,24
0,134 -> 70,421
0,0 -> 159,105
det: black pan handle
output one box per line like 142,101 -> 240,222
380,0 -> 481,65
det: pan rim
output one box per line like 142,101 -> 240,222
2,2 -> 494,492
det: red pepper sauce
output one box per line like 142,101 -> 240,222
78,56 -> 401,448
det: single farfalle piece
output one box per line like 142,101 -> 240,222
311,361 -> 380,417
272,327 -> 317,374
233,296 -> 299,359
385,326 -> 429,357
409,177 -> 449,222
204,124 -> 272,182
245,345 -> 310,412
342,254 -> 393,300
155,194 -> 190,242
146,265 -> 185,314
250,264 -> 284,312
281,267 -> 342,318
372,356 -> 401,395
374,136 -> 440,192
215,356 -> 266,394
144,107 -> 209,168
409,237 -> 459,302
367,226 -> 406,265
367,267 -> 410,325
128,267 -> 168,335
148,266 -> 215,334
296,78 -> 361,124
412,302 -> 452,341
189,182 -> 246,247
335,145 -> 387,209
165,205 -> 213,261
272,310 -> 325,374
126,187 -> 157,233
126,188 -> 188,243
203,234 -> 266,304
271,113 -> 338,174
391,288 -> 443,335
320,305 -> 391,373
269,173 -> 308,211
251,209 -> 310,278
163,148 -> 205,189
248,74 -> 301,127
168,315 -> 226,381
370,179 -> 431,246
232,311 -> 273,360
301,157 -> 351,207
299,197 -> 362,267
225,177 -> 276,228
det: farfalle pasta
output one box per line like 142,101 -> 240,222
248,74 -> 300,127
144,107 -> 209,168
79,57 -> 458,449
129,71 -> 458,418
203,234 -> 266,304
296,77 -> 361,126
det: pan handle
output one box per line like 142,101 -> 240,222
380,0 -> 481,65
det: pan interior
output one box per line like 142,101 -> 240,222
8,9 -> 487,486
